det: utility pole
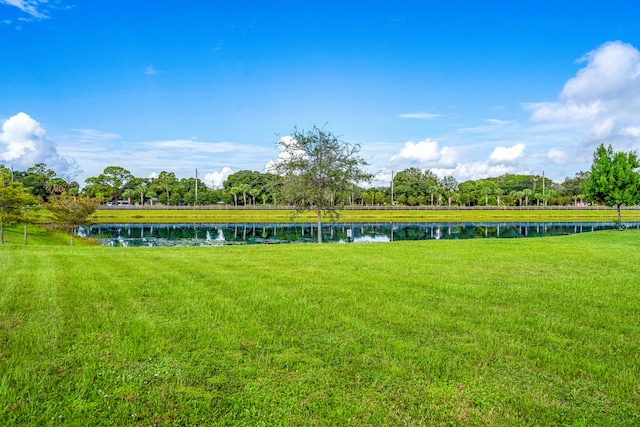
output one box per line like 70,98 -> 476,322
391,170 -> 394,205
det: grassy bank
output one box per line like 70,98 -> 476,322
1,232 -> 639,425
1,225 -> 96,246
93,207 -> 640,224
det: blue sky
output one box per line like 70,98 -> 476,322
1,1 -> 640,187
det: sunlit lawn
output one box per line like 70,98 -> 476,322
89,206 -> 640,224
1,230 -> 639,425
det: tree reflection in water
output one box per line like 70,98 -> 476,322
77,222 -> 639,247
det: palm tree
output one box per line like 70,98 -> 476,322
121,188 -> 136,205
522,189 -> 533,207
135,182 -> 148,205
238,183 -> 251,206
480,186 -> 492,206
229,186 -> 240,206
248,188 -> 261,206
512,190 -> 524,206
428,185 -> 438,205
446,190 -> 459,207
494,188 -> 503,206
45,177 -> 68,196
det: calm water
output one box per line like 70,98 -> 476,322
78,222 -> 638,247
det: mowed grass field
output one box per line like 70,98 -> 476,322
92,207 -> 640,224
1,229 -> 639,425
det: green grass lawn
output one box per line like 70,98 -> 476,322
1,225 -> 96,247
92,207 -> 640,224
1,231 -> 639,425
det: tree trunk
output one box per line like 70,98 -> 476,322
70,232 -> 75,246
618,205 -> 622,230
0,219 -> 4,244
316,207 -> 323,244
23,223 -> 27,245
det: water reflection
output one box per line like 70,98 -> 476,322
77,222 -> 639,247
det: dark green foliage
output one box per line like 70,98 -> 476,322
273,126 -> 372,242
84,166 -> 135,202
223,170 -> 278,206
584,144 -> 640,227
12,163 -> 56,201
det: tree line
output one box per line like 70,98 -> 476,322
2,133 -> 639,244
0,150 -> 630,210
0,163 -> 596,209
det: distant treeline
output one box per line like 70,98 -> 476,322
5,163 -> 590,207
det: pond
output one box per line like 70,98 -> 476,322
77,222 -> 638,247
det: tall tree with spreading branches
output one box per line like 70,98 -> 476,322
272,126 -> 372,243
47,193 -> 98,245
584,144 -> 640,229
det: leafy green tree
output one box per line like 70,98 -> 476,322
84,166 -> 135,202
272,126 -> 372,243
150,171 -> 178,205
584,144 -> 640,228
47,193 -> 98,246
559,171 -> 590,205
392,167 -> 439,205
0,167 -> 33,244
14,163 -> 56,201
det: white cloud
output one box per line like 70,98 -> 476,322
399,113 -> 442,119
389,138 -> 458,168
0,112 -> 42,160
484,119 -> 510,125
265,136 -> 302,174
71,128 -> 121,143
145,65 -> 161,75
0,0 -> 50,18
0,112 -> 71,171
488,143 -> 525,164
529,41 -> 640,142
144,139 -> 249,154
563,41 -> 640,102
56,131 -> 276,186
546,148 -> 571,165
204,167 -> 233,188
622,126 -> 640,137
444,162 -> 521,181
